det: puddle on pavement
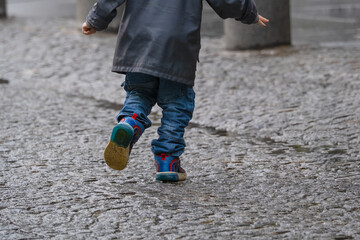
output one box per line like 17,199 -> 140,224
67,93 -> 124,111
95,99 -> 123,111
0,78 -> 9,84
83,178 -> 98,183
256,137 -> 278,145
327,149 -> 347,155
290,145 -> 349,156
270,149 -> 287,155
187,122 -> 239,138
290,145 -> 313,153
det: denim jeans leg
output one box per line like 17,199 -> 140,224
151,79 -> 195,156
116,73 -> 159,128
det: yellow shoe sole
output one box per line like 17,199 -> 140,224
104,141 -> 130,170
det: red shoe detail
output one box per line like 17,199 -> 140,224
155,161 -> 159,172
158,153 -> 170,161
133,125 -> 142,135
132,114 -> 138,120
169,159 -> 179,171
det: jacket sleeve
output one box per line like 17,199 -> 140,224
206,0 -> 259,24
86,0 -> 126,31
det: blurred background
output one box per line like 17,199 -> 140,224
4,0 -> 360,47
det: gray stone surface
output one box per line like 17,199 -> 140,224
0,15 -> 360,240
224,0 -> 291,50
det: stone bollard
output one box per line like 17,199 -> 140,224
0,0 -> 6,18
76,0 -> 124,32
224,0 -> 291,50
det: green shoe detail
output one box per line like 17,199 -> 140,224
104,123 -> 134,171
110,123 -> 134,148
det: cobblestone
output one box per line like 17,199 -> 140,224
0,17 -> 359,239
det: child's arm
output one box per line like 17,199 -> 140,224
206,0 -> 267,25
82,0 -> 126,35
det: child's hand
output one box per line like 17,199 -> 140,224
257,15 -> 269,27
82,22 -> 96,35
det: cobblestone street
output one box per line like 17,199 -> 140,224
1,2 -> 360,239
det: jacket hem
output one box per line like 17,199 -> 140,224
112,65 -> 195,86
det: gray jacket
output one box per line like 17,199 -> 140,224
86,0 -> 258,86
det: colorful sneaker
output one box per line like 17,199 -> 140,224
104,114 -> 144,170
155,154 -> 187,182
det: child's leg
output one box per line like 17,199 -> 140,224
152,79 -> 195,181
117,73 -> 159,127
104,73 -> 158,170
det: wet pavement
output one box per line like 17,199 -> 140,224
1,1 -> 360,239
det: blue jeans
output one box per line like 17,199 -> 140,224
116,73 -> 195,157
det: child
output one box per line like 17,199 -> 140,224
82,0 -> 268,182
